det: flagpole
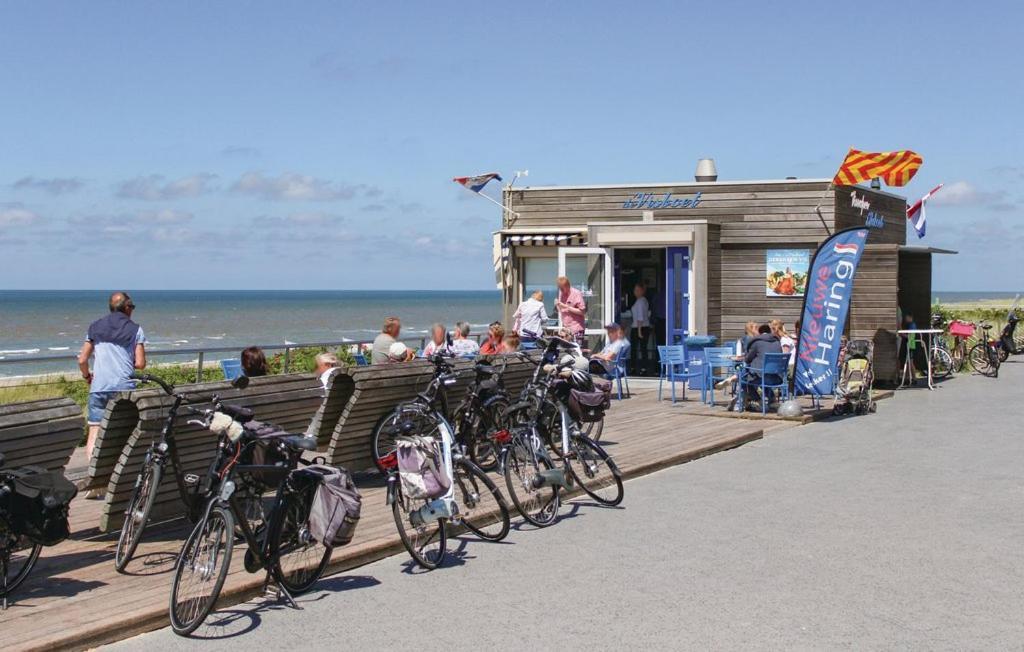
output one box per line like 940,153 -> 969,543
465,188 -> 520,218
813,181 -> 834,237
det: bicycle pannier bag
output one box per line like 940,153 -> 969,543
305,464 -> 362,547
569,388 -> 610,423
9,467 -> 78,546
395,435 -> 451,500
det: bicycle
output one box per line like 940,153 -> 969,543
968,323 -> 1001,378
497,337 -> 623,528
114,372 -> 257,572
1,452 -> 77,609
168,404 -> 331,635
380,354 -> 511,570
448,357 -> 511,472
929,315 -> 954,380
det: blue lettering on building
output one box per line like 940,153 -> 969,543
864,210 -> 885,229
623,192 -> 702,210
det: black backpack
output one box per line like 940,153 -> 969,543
4,467 -> 78,546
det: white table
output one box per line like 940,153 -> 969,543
897,328 -> 944,390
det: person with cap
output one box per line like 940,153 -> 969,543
387,341 -> 415,362
77,291 -> 147,492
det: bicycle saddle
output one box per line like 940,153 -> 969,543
279,435 -> 317,452
218,403 -> 255,422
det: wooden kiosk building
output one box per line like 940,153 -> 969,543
497,176 -> 949,383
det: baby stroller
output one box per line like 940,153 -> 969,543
832,339 -> 876,416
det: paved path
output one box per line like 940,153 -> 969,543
108,363 -> 1024,650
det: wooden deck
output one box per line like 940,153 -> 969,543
0,387 -> 791,651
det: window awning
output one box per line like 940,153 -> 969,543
500,232 -> 587,247
899,245 -> 958,255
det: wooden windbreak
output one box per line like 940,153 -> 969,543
0,398 -> 84,473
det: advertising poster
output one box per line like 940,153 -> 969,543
766,249 -> 810,297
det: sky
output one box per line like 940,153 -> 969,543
0,0 -> 1021,291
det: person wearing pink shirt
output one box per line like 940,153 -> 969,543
555,276 -> 587,344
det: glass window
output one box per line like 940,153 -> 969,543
563,253 -> 606,332
522,257 -> 557,317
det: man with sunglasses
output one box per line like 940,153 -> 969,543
77,292 -> 147,492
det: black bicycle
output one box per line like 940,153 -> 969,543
114,372 -> 255,572
0,452 -> 77,609
168,407 -> 330,635
448,357 -> 511,472
968,323 -> 1002,378
497,338 -> 623,527
379,354 -> 511,570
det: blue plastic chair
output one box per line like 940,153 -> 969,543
703,347 -> 739,406
220,358 -> 242,381
353,352 -> 369,366
606,340 -> 631,400
740,352 -> 791,414
658,345 -> 699,403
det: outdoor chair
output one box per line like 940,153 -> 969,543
220,358 -> 242,380
703,347 -> 739,406
657,344 -> 699,403
606,340 -> 631,399
740,352 -> 791,415
353,352 -> 369,366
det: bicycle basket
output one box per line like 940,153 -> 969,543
7,467 -> 77,546
238,421 -> 296,487
569,388 -> 610,423
949,320 -> 975,338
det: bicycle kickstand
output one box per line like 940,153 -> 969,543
261,571 -> 300,610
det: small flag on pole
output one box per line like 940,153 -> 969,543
906,183 -> 943,239
453,173 -> 503,193
833,148 -> 923,187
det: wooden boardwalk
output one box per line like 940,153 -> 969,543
0,387 -> 791,651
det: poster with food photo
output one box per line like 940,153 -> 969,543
766,249 -> 810,297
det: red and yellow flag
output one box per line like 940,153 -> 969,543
833,148 -> 923,187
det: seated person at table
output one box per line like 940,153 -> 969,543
593,323 -> 628,362
743,324 -> 784,403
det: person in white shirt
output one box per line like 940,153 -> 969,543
512,290 -> 548,348
314,352 -> 338,389
422,323 -> 453,357
449,321 -> 480,357
593,323 -> 629,362
629,282 -> 652,375
770,319 -> 797,369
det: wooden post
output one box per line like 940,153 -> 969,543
196,352 -> 204,383
283,347 -> 291,374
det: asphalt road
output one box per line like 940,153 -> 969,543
107,362 -> 1024,651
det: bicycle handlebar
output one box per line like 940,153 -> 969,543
132,372 -> 173,395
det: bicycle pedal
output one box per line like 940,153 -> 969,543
183,474 -> 200,486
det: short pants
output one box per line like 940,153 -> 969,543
87,391 -> 118,424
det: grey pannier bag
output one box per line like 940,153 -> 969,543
306,464 -> 362,547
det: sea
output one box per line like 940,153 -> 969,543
0,290 -> 501,377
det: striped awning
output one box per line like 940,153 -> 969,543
502,233 -> 586,247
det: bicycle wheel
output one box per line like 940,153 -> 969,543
372,406 -> 439,473
968,343 -> 997,377
453,458 -> 510,542
466,399 -> 507,473
0,537 -> 42,602
392,491 -> 446,570
169,504 -> 234,636
950,340 -> 966,373
270,482 -> 332,595
503,438 -> 560,528
930,347 -> 953,381
115,459 -> 162,572
567,435 -> 624,506
582,418 -> 605,442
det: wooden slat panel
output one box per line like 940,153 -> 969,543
0,397 -> 83,472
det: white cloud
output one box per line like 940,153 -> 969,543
221,146 -> 261,158
11,176 -> 84,195
0,206 -> 40,226
231,171 -> 375,201
116,173 -> 218,200
251,212 -> 345,227
931,181 -> 1011,208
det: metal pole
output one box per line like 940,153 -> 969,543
283,347 -> 291,374
196,352 -> 204,383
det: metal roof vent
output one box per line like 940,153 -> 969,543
695,158 -> 717,182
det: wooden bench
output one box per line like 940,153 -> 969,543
96,374 -> 324,532
325,353 -> 541,471
0,398 -> 84,473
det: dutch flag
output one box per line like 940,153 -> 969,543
453,173 -> 503,193
906,183 -> 943,239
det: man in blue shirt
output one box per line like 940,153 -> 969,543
77,291 -> 147,467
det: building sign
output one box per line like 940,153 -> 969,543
766,249 -> 810,297
793,228 -> 869,396
623,192 -> 702,210
850,191 -> 885,229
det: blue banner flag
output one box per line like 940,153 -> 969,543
793,227 -> 870,396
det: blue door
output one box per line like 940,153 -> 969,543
665,247 -> 690,345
